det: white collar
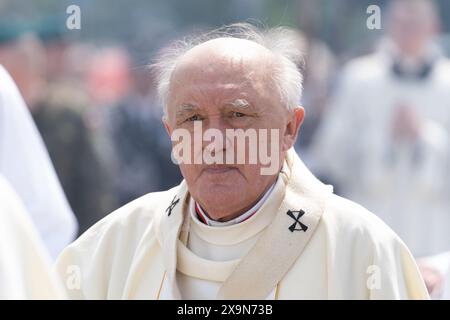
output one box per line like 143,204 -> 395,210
191,180 -> 277,227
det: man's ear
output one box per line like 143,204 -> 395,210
283,106 -> 305,151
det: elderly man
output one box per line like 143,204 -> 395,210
56,23 -> 428,300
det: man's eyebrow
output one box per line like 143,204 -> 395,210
175,103 -> 198,116
224,99 -> 251,109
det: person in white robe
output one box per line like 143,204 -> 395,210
0,175 -> 65,299
310,0 -> 450,258
56,23 -> 429,300
0,65 -> 78,259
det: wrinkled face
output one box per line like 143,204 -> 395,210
164,38 -> 303,221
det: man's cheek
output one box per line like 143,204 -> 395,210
179,164 -> 200,179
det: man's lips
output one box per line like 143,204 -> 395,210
202,165 -> 237,174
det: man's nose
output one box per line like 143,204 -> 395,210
201,115 -> 230,151
204,114 -> 228,132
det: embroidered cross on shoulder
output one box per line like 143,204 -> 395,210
287,209 -> 308,232
166,196 -> 180,216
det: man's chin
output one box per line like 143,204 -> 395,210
196,186 -> 243,207
199,182 -> 241,195
199,167 -> 241,183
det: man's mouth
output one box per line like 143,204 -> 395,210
202,165 -> 237,174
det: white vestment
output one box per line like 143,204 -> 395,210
56,149 -> 429,299
176,179 -> 278,299
0,175 -> 65,299
311,44 -> 450,257
0,65 -> 78,259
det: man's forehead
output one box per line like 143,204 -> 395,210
185,38 -> 272,58
167,38 -> 277,112
173,38 -> 274,77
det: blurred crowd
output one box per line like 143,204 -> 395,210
0,30 -> 182,234
1,0 -> 450,298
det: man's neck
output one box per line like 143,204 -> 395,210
195,179 -> 278,226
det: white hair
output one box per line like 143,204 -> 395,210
151,23 -> 305,116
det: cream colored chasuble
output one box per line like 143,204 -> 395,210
174,175 -> 284,299
155,150 -> 330,300
56,149 -> 429,300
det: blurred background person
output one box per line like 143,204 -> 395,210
0,175 -> 65,299
0,63 -> 77,259
83,46 -> 181,207
106,60 -> 182,205
0,28 -> 117,234
35,34 -> 117,234
442,261 -> 450,299
291,28 -> 337,174
416,251 -> 450,298
311,0 -> 450,260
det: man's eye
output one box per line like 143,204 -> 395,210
231,112 -> 246,118
187,115 -> 202,122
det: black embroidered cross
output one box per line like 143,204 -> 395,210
166,196 -> 180,216
287,209 -> 308,232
